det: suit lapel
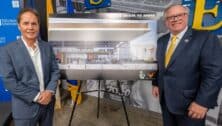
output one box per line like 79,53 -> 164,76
160,34 -> 170,70
166,28 -> 193,68
18,39 -> 37,75
38,41 -> 46,82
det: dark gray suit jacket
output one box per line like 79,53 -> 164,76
153,28 -> 222,115
0,39 -> 60,119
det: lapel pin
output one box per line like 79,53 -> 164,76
184,39 -> 189,43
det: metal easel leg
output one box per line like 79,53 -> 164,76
97,80 -> 101,118
117,80 -> 130,126
68,81 -> 82,126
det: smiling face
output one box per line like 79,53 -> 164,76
18,11 -> 39,43
164,5 -> 189,35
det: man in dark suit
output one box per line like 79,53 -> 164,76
0,8 -> 60,126
152,4 -> 222,126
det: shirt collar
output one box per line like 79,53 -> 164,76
170,26 -> 188,40
21,36 -> 39,52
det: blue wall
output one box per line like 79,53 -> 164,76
0,0 -> 20,101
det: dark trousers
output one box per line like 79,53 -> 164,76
14,102 -> 55,126
161,97 -> 205,126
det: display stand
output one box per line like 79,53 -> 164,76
68,79 -> 130,126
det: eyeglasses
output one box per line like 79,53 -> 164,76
166,13 -> 187,21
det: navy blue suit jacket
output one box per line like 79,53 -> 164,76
154,28 -> 222,115
0,39 -> 60,119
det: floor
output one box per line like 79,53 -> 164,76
0,102 -> 12,126
54,94 -> 163,126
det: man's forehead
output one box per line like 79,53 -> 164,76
20,15 -> 38,21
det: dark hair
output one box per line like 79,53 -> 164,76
17,8 -> 40,24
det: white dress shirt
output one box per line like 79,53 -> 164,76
22,37 -> 44,101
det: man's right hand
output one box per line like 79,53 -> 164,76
152,86 -> 159,98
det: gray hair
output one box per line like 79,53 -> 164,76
163,4 -> 190,19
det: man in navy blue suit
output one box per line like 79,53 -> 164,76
152,4 -> 222,126
0,8 -> 60,126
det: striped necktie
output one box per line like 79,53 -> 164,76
165,35 -> 177,67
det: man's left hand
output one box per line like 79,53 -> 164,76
188,102 -> 208,119
37,90 -> 53,105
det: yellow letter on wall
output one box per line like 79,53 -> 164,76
90,0 -> 103,5
193,0 -> 222,30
